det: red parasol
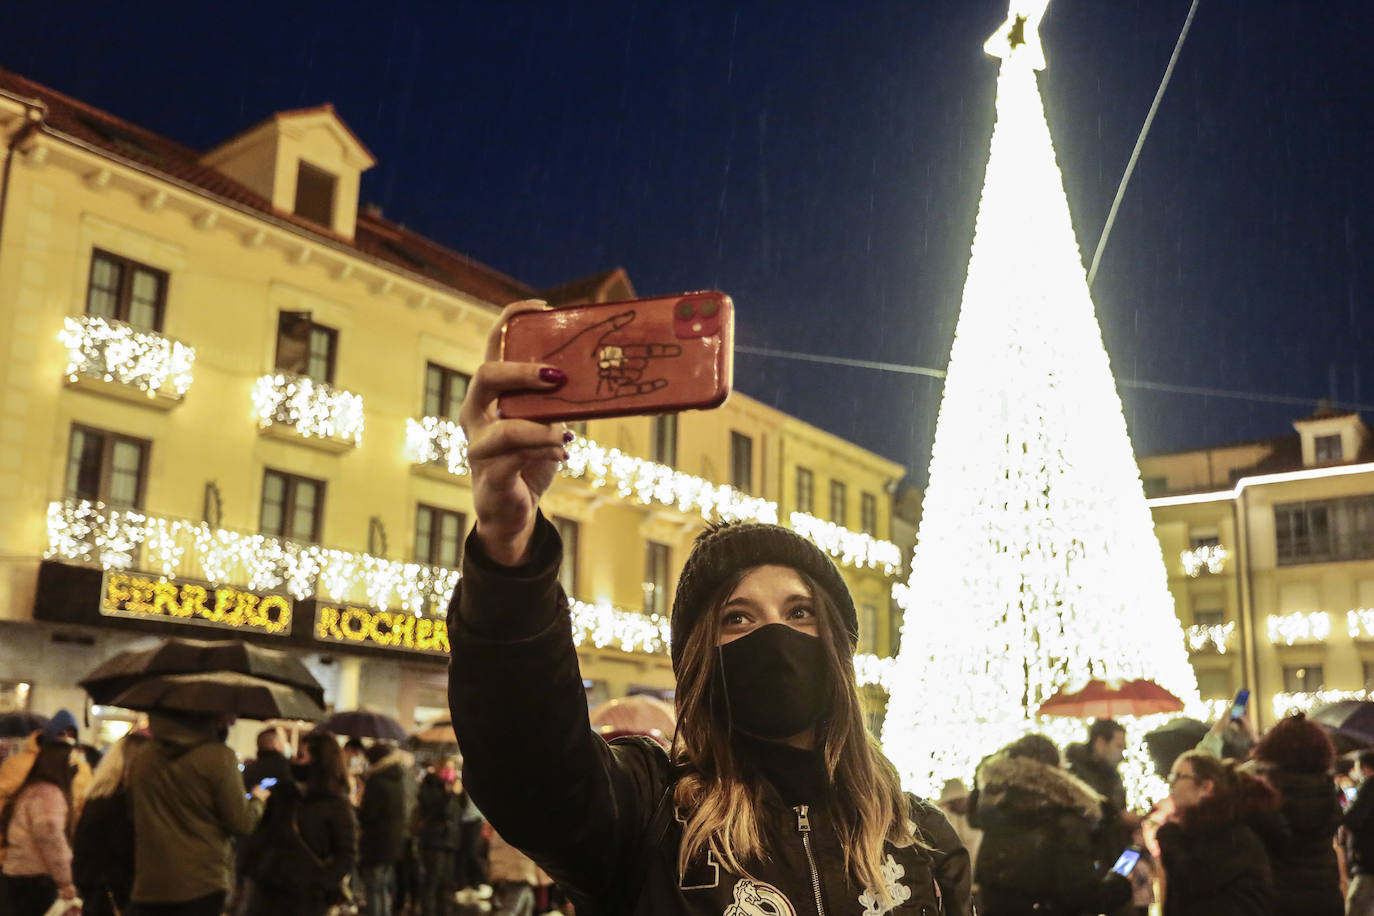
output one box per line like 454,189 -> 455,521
1037,678 -> 1183,719
589,696 -> 676,748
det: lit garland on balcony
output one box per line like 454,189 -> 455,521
252,374 -> 365,445
46,498 -> 898,680
404,417 -> 899,573
1265,611 -> 1331,645
58,315 -> 196,398
1180,545 -> 1229,577
1184,621 -> 1236,654
1348,608 -> 1374,639
1272,688 -> 1370,719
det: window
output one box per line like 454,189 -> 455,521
730,432 -> 753,493
424,362 -> 470,419
1193,608 -> 1226,628
644,541 -> 670,616
1315,434 -> 1343,463
294,161 -> 336,227
552,516 -> 580,598
65,426 -> 148,508
861,492 -> 878,536
275,312 -> 338,383
1282,664 -> 1324,693
1189,533 -> 1221,550
795,467 -> 815,514
1195,668 -> 1232,699
860,603 -> 879,655
566,421 -> 588,437
86,250 -> 167,331
651,415 -> 678,467
830,480 -> 847,527
260,469 -> 324,543
1275,496 -> 1374,565
414,504 -> 466,568
1141,476 -> 1169,498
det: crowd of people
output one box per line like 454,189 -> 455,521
0,712 -> 562,916
927,712 -> 1374,915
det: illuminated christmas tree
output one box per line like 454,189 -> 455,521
880,0 -> 1200,796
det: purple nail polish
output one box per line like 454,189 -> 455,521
539,367 -> 567,385
563,430 -> 575,443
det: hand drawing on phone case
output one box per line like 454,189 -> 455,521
538,310 -> 682,403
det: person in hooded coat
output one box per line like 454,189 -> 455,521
72,732 -> 150,916
1246,712 -> 1343,916
970,734 -> 1131,916
1156,751 -> 1277,916
444,300 -> 973,916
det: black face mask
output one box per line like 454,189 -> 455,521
716,623 -> 831,741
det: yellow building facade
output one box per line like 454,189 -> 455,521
1142,409 -> 1374,729
0,70 -> 905,749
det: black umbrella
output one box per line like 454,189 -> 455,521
0,712 -> 48,739
80,637 -> 325,707
1310,700 -> 1374,748
1144,717 -> 1210,777
324,710 -> 407,741
110,672 -> 325,722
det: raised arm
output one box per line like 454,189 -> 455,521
447,301 -> 668,911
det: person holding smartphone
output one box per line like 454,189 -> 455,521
446,300 -> 973,916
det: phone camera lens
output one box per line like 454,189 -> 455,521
677,301 -> 695,319
699,300 -> 719,318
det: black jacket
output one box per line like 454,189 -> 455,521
72,791 -> 135,916
1248,764 -> 1342,916
250,784 -> 358,916
1156,793 -> 1275,916
358,751 -> 408,866
969,751 -> 1131,916
447,514 -> 973,916
414,779 -> 464,851
1344,779 -> 1374,875
1064,742 -> 1131,867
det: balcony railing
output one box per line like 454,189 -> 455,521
58,315 -> 196,400
1265,611 -> 1331,646
253,374 -> 364,446
1180,544 -> 1228,577
1184,621 -> 1237,654
404,417 -> 901,574
45,498 -> 893,685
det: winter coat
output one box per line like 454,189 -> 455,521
447,513 -> 973,916
127,711 -> 264,903
1064,741 -> 1131,867
1344,779 -> 1374,876
242,749 -> 294,792
0,734 -> 91,867
358,749 -> 407,866
250,783 -> 358,916
414,781 -> 463,851
1246,764 -> 1342,916
1155,792 -> 1275,916
1,782 -> 73,892
969,750 -> 1131,916
71,790 -> 135,914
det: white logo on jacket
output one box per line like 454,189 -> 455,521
857,854 -> 912,915
722,878 -> 797,916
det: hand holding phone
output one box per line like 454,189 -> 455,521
498,292 -> 734,423
1229,688 -> 1250,721
1110,847 -> 1142,877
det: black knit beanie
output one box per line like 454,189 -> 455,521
670,521 -> 858,672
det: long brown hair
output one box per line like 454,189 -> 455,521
671,566 -> 915,902
303,732 -> 350,798
1175,751 -> 1278,830
0,742 -> 75,841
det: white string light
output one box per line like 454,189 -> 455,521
1272,688 -> 1369,720
58,315 -> 195,398
404,417 -> 899,573
1184,622 -> 1236,654
1348,609 -> 1374,639
1265,611 -> 1331,645
252,374 -> 365,445
1180,544 -> 1228,577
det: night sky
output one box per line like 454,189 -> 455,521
7,2 -> 1372,484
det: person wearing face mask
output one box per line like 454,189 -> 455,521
446,300 -> 972,916
1155,751 -> 1277,915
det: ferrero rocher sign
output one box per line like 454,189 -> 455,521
101,572 -> 293,635
314,605 -> 450,655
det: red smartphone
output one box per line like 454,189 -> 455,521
497,291 -> 734,423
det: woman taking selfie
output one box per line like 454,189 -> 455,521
448,300 -> 971,915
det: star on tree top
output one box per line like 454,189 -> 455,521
984,0 -> 1050,70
